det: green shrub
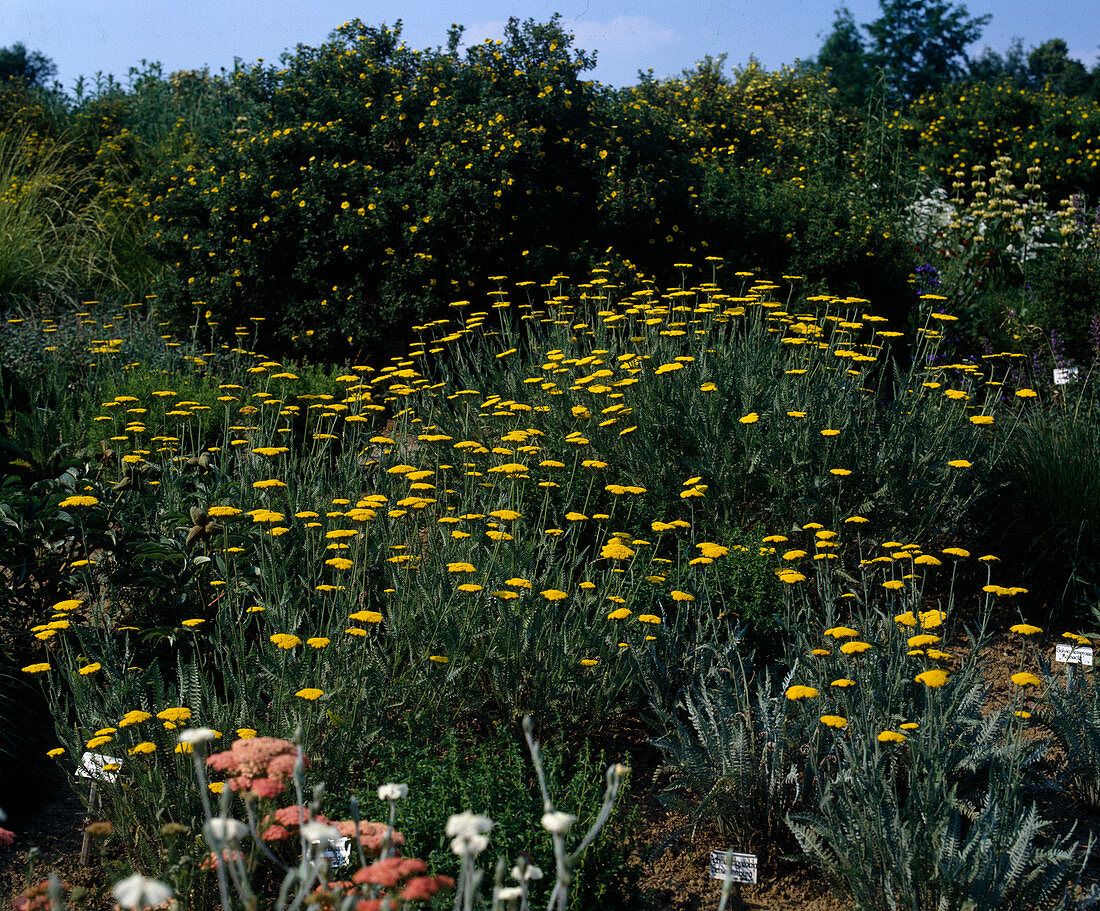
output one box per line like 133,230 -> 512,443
358,721 -> 639,910
1023,245 -> 1100,367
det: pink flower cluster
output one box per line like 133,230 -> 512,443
314,857 -> 453,909
206,737 -> 304,799
13,879 -> 70,911
261,805 -> 405,854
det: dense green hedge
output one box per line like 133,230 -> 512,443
139,17 -> 918,358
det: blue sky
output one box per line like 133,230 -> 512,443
5,0 -> 1099,92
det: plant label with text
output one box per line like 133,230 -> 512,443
313,836 -> 352,868
709,850 -> 757,884
76,751 -> 124,783
1055,643 -> 1093,666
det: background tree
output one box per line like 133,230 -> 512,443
967,38 -> 1029,87
0,42 -> 57,88
818,0 -> 989,105
864,0 -> 990,100
817,7 -> 872,108
1027,38 -> 1091,95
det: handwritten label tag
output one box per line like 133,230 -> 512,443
709,850 -> 758,884
1053,367 -> 1079,385
76,751 -> 124,783
1056,643 -> 1093,666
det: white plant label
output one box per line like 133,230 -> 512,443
76,751 -> 124,783
1053,367 -> 1079,385
709,850 -> 758,884
1055,643 -> 1093,666
314,836 -> 352,868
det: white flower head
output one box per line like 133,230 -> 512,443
112,873 -> 173,909
204,817 -> 247,844
511,862 -> 543,881
377,782 -> 408,802
495,886 -> 523,902
301,821 -> 342,846
178,727 -> 218,745
540,811 -> 576,837
446,812 -> 492,856
445,812 -> 493,839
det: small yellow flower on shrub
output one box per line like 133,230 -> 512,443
60,495 -> 99,508
841,641 -> 872,655
820,715 -> 847,728
295,688 -> 323,701
878,730 -> 906,743
1011,672 -> 1041,687
916,669 -> 948,688
785,685 -> 818,700
349,610 -> 383,623
919,609 -> 946,628
670,590 -> 694,602
607,608 -> 632,620
824,626 -> 858,639
697,542 -> 729,559
1009,623 -> 1042,636
600,541 -> 635,560
830,678 -> 855,687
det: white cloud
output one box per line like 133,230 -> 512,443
565,16 -> 679,56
